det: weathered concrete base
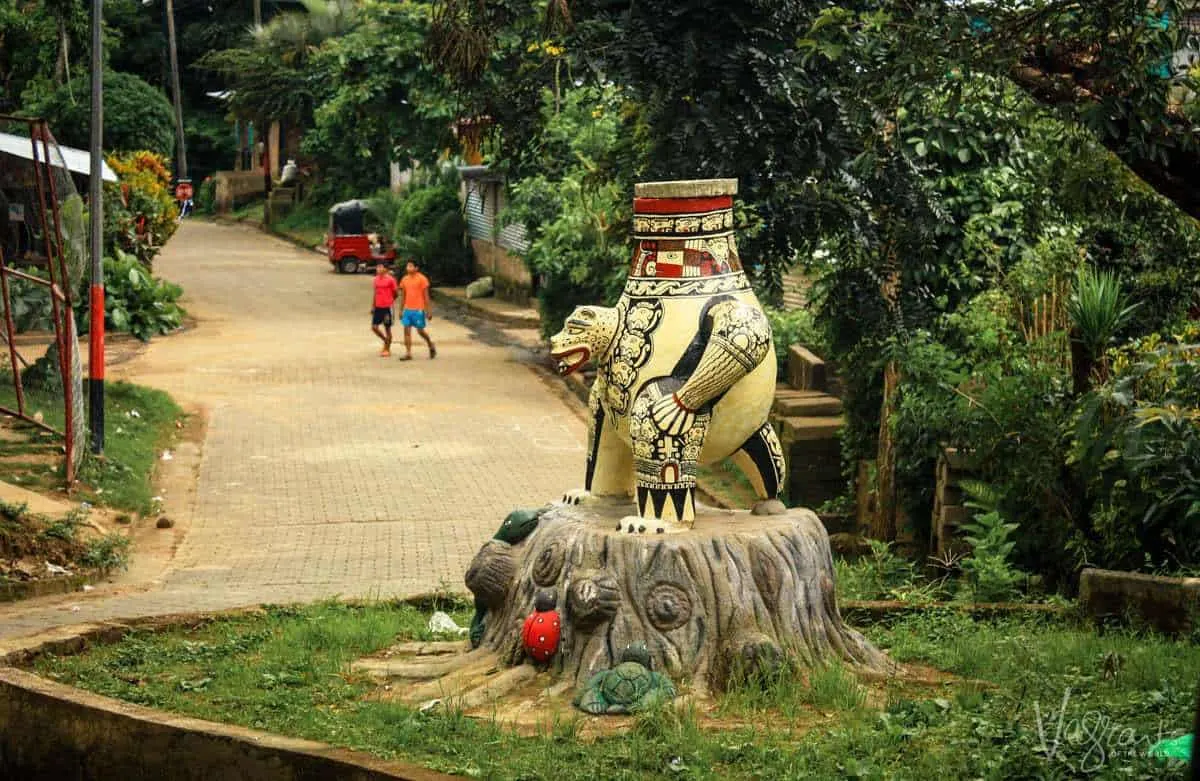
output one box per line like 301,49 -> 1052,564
1079,567 -> 1200,635
0,572 -> 100,603
0,666 -> 454,781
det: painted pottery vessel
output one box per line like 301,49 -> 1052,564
550,179 -> 784,530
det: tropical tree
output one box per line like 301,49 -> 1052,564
197,0 -> 361,126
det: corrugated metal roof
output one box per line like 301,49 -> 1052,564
0,131 -> 117,182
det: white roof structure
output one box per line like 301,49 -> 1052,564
0,130 -> 118,182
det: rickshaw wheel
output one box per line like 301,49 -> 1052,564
339,257 -> 360,274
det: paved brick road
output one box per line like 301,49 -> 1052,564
0,221 -> 585,639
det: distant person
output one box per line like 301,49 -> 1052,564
397,259 -> 436,360
371,263 -> 398,357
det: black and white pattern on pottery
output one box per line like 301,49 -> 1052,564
623,275 -> 751,299
601,299 -> 663,415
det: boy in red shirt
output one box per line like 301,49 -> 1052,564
397,259 -> 437,360
371,264 -> 398,357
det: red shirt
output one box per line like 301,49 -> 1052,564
373,274 -> 398,308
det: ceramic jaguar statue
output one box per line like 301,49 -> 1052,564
550,179 -> 786,532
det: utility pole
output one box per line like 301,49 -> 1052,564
254,0 -> 262,27
165,0 -> 187,180
89,0 -> 105,454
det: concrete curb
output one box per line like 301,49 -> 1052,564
430,288 -> 540,330
0,572 -> 103,604
0,668 -> 455,781
0,609 -> 460,780
1079,567 -> 1200,635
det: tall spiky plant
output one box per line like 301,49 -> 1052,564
1067,265 -> 1140,391
1067,265 -> 1140,360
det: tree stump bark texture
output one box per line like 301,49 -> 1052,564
466,500 -> 890,694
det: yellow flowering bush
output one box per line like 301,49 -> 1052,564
104,151 -> 180,266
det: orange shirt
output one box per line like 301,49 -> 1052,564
399,272 -> 430,311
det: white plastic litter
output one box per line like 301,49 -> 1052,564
161,451 -> 174,461
128,409 -> 141,418
82,584 -> 95,592
428,611 -> 468,636
46,562 -> 70,575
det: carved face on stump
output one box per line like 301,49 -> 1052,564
549,306 -> 619,376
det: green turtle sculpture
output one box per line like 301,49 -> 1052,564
470,507 -> 548,647
573,642 -> 677,715
493,507 -> 545,544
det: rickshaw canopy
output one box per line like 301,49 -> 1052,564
328,199 -> 370,236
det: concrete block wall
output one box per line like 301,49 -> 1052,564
930,447 -> 979,558
213,171 -> 266,213
770,345 -> 847,510
470,238 -> 533,306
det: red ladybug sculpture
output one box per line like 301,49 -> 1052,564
522,589 -> 561,663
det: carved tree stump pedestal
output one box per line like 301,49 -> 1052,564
464,498 -> 889,696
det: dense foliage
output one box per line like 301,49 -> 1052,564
500,85 -> 629,335
91,249 -> 185,341
392,173 -> 473,286
104,151 -> 179,266
21,70 -> 175,157
199,0 -> 457,201
428,1 -> 1200,583
1070,326 -> 1200,571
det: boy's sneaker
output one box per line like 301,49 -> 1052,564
379,349 -> 391,357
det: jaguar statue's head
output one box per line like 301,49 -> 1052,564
549,305 -> 619,377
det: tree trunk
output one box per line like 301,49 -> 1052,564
466,500 -> 890,695
871,360 -> 900,541
55,22 -> 69,86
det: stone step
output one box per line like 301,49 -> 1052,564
773,392 -> 843,417
777,415 -> 844,442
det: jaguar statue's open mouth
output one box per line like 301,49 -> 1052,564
550,346 -> 590,377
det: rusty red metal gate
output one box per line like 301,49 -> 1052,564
0,115 -> 85,484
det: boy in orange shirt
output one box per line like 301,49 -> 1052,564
397,260 -> 437,360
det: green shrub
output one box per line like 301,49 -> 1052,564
891,323 -> 1077,582
1069,325 -> 1200,571
392,184 -> 472,285
90,250 -> 185,341
506,174 -> 628,336
1067,265 -> 1140,364
195,178 -> 217,215
764,306 -> 826,372
0,266 -> 53,332
21,70 -> 176,158
957,482 -> 1027,603
81,533 -> 132,572
500,85 -> 632,336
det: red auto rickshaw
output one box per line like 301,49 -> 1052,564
326,199 -> 397,273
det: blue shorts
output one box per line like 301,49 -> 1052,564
401,309 -> 427,329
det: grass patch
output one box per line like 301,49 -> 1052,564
271,202 -> 329,249
696,457 -> 760,509
76,380 -> 183,514
32,601 -> 1199,780
229,199 -> 265,224
0,375 -> 183,514
0,500 -> 130,579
